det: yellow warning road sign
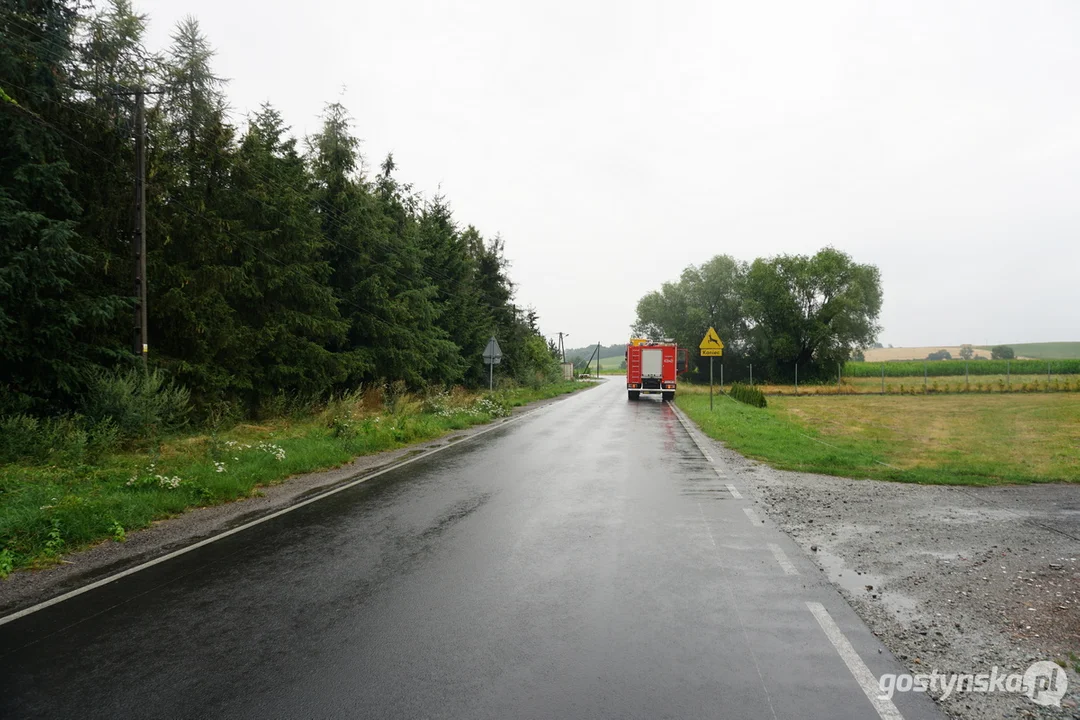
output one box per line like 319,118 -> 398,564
699,327 -> 724,356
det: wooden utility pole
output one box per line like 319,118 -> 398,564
132,88 -> 148,364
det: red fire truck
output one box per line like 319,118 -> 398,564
625,338 -> 689,401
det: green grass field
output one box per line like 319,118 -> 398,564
676,386 -> 1080,485
0,382 -> 585,576
576,355 -> 624,374
976,342 -> 1080,360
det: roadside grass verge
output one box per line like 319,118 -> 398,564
675,386 -> 1080,486
0,381 -> 584,576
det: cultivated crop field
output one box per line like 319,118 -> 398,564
676,385 -> 1080,485
862,342 -> 1080,362
751,374 -> 1080,395
845,358 -> 1080,377
863,346 -> 995,362
977,341 -> 1080,359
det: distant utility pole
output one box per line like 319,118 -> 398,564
111,84 -> 167,365
557,332 -> 569,363
132,88 -> 147,364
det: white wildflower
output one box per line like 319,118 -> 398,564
156,475 -> 182,489
256,442 -> 286,461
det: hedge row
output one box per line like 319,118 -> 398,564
728,382 -> 767,408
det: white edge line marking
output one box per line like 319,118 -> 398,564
743,507 -> 764,526
806,601 -> 905,720
0,403 -> 554,627
766,543 -> 798,575
726,483 -> 743,500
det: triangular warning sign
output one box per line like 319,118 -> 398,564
699,327 -> 724,350
483,336 -> 502,364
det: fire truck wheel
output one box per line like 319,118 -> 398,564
628,391 -> 640,401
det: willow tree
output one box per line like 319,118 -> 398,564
744,248 -> 882,380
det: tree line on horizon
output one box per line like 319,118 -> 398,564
0,1 -> 559,421
633,249 -> 883,383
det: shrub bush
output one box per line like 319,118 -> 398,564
728,382 -> 767,408
384,379 -> 408,413
0,413 -> 118,464
81,368 -> 191,440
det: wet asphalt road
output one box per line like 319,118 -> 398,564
1,379 -> 945,719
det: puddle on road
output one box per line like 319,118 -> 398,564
812,544 -> 920,625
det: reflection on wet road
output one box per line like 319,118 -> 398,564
0,380 -> 944,719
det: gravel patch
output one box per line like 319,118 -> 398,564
702,435 -> 1080,720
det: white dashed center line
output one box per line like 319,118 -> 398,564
743,507 -> 765,526
806,602 -> 905,720
767,543 -> 798,575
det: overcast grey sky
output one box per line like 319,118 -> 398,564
145,0 -> 1080,348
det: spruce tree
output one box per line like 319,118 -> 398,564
148,17 -> 245,408
370,154 -> 456,385
418,198 -> 488,385
229,105 -> 346,409
0,0 -> 125,411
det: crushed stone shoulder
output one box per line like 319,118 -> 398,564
694,431 -> 1080,720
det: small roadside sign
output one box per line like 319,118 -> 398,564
699,327 -> 724,357
483,336 -> 502,390
483,336 -> 503,364
699,327 -> 724,410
